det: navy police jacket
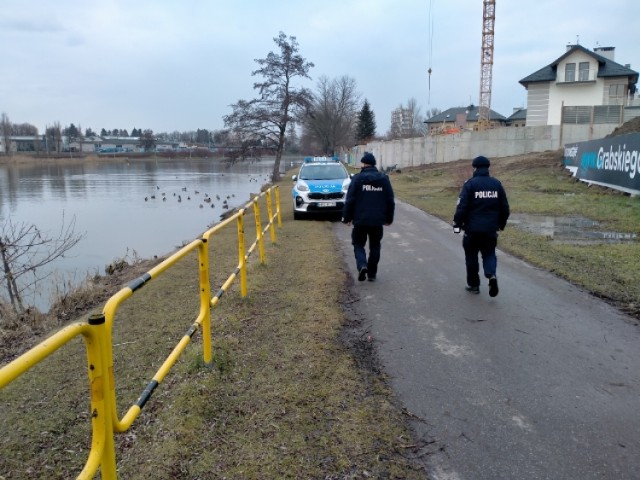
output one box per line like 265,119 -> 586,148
342,166 -> 395,226
453,167 -> 510,233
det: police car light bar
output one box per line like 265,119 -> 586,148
304,156 -> 340,163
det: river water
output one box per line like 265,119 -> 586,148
0,156 -> 295,311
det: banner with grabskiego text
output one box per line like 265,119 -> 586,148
563,132 -> 640,195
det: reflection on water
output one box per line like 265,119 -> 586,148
0,157 -> 297,311
509,214 -> 638,244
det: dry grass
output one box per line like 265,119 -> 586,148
0,181 -> 428,479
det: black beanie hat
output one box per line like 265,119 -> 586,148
472,155 -> 490,168
361,152 -> 376,165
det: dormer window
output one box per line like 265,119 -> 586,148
565,63 -> 576,82
578,62 -> 590,81
563,62 -> 590,82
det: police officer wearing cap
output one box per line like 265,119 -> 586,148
342,152 -> 395,282
453,155 -> 510,297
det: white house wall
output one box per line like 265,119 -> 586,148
81,143 -> 97,153
548,50 -> 606,124
556,50 -> 597,83
526,84 -> 550,126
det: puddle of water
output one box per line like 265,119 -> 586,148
509,214 -> 637,245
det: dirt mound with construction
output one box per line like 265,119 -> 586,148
607,116 -> 640,137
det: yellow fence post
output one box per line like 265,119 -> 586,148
275,186 -> 282,228
0,317 -> 118,480
266,189 -> 276,244
80,313 -> 118,480
102,288 -> 132,435
237,211 -> 248,297
253,198 -> 266,264
197,238 -> 213,365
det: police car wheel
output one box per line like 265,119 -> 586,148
293,210 -> 304,220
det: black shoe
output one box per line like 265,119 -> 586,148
367,275 -> 376,282
488,276 -> 499,297
465,285 -> 480,294
358,267 -> 368,281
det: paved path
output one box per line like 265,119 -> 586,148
333,200 -> 640,480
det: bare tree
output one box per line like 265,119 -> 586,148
389,98 -> 426,139
302,75 -> 360,155
219,130 -> 259,163
425,107 -> 442,119
45,122 -> 63,153
62,123 -> 81,154
12,122 -> 38,136
53,121 -> 63,152
406,98 -> 426,136
45,126 -> 54,153
285,122 -> 300,154
139,129 -> 156,152
1,112 -> 12,156
224,32 -> 314,182
0,214 -> 84,316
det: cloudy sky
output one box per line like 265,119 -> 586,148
1,0 -> 638,136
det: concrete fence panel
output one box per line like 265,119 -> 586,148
355,124 -> 619,169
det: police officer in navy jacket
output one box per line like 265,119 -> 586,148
453,155 -> 510,297
342,152 -> 395,282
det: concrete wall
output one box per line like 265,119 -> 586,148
352,123 -> 618,170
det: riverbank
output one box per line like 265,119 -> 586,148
0,184 -> 428,478
2,150 -> 640,477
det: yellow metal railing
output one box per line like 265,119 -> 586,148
0,185 -> 282,479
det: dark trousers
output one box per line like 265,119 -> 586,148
462,231 -> 498,287
351,225 -> 384,276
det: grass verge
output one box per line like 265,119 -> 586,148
0,181 -> 427,478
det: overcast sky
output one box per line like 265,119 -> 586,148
1,0 -> 638,136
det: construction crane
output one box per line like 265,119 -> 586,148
477,0 -> 496,130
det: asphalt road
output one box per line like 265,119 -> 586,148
333,200 -> 640,480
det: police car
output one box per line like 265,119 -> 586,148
291,156 -> 351,219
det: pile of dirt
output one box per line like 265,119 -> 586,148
606,116 -> 640,137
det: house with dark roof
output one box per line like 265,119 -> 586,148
519,44 -> 638,126
423,104 -> 507,134
506,108 -> 527,127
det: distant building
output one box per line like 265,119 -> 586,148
155,141 -> 183,152
0,135 -> 149,154
0,135 -> 42,153
73,136 -> 102,153
390,107 -> 415,137
423,105 -> 507,135
519,44 -> 639,126
92,136 -> 141,153
506,108 -> 527,127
